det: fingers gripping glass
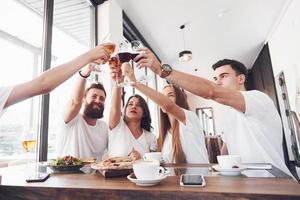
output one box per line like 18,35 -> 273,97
90,34 -> 116,82
131,40 -> 152,84
114,40 -> 152,87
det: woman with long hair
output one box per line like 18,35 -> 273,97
108,61 -> 157,160
122,63 -> 208,163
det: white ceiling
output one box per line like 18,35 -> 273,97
116,0 -> 291,79
19,0 -> 93,47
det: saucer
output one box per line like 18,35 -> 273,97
127,173 -> 167,186
212,165 -> 246,176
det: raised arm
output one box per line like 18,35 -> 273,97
4,43 -> 114,109
63,64 -> 94,123
134,48 -> 245,113
108,61 -> 123,130
122,63 -> 186,124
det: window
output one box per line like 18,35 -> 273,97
48,0 -> 93,159
0,0 -> 44,164
196,107 -> 216,136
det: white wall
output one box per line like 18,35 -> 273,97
268,0 -> 300,115
97,0 -> 123,122
268,0 -> 300,161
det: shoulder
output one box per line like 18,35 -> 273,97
241,90 -> 277,116
110,119 -> 126,132
182,108 -> 197,117
98,119 -> 108,127
97,119 -> 109,131
0,86 -> 14,104
0,86 -> 13,94
63,113 -> 81,127
181,108 -> 199,124
144,130 -> 156,139
241,90 -> 275,107
241,90 -> 271,101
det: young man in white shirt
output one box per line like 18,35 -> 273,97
133,49 -> 292,177
0,44 -> 113,118
56,64 -> 108,161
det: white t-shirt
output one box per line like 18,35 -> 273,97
57,114 -> 108,160
108,120 -> 157,157
0,86 -> 13,118
162,109 -> 209,164
221,90 -> 292,176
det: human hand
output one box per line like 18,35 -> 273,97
133,47 -> 162,76
80,63 -> 96,77
128,148 -> 141,160
109,57 -> 123,83
89,42 -> 116,64
121,62 -> 136,83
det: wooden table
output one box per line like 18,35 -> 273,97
0,163 -> 300,200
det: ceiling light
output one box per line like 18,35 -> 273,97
179,24 -> 192,62
179,50 -> 192,62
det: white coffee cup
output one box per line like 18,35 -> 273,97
133,161 -> 165,180
143,152 -> 162,164
217,155 -> 241,169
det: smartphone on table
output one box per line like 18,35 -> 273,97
26,172 -> 50,183
180,174 -> 206,187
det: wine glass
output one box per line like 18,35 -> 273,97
116,40 -> 135,87
91,35 -> 116,83
131,40 -> 153,84
21,127 -> 37,171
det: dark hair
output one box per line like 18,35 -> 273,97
84,83 -> 106,97
212,59 -> 248,78
123,94 -> 152,132
158,84 -> 189,163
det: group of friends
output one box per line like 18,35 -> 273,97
0,42 -> 293,178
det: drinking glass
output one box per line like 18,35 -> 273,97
21,128 -> 37,171
91,34 -> 116,82
131,40 -> 153,83
116,40 -> 135,87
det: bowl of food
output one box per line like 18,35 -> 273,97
49,156 -> 84,172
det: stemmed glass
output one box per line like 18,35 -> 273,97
21,127 -> 37,173
115,40 -> 135,87
131,40 -> 152,84
90,35 -> 116,82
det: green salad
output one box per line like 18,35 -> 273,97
51,155 -> 83,166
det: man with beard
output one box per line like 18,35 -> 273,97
56,64 -> 108,161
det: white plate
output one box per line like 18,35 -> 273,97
212,165 -> 246,176
127,173 -> 167,186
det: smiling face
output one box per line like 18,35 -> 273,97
213,64 -> 246,90
83,88 -> 106,119
125,96 -> 144,120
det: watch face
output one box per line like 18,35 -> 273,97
161,64 -> 172,78
162,64 -> 171,71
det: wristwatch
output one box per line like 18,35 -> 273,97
160,64 -> 172,78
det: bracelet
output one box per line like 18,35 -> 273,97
78,70 -> 90,78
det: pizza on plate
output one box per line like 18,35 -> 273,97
91,156 -> 135,170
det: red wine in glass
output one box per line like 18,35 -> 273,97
117,52 -> 132,63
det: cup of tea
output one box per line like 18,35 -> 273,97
217,155 -> 241,169
133,161 -> 165,180
143,152 -> 162,164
